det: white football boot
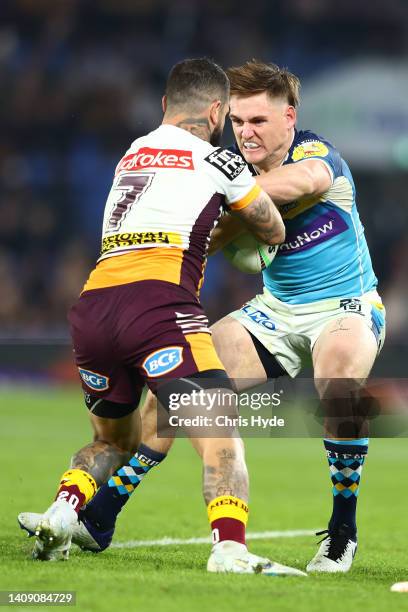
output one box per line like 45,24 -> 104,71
30,501 -> 78,561
18,511 -> 107,552
207,540 -> 307,576
306,527 -> 357,573
18,512 -> 42,537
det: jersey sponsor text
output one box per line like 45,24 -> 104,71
204,147 -> 246,180
142,346 -> 184,377
101,231 -> 182,254
278,210 -> 348,255
116,147 -> 194,174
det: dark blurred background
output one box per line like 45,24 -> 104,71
1,0 -> 407,379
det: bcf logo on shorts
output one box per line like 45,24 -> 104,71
242,304 -> 276,330
78,368 -> 109,391
142,346 -> 183,377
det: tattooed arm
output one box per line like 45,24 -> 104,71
235,189 -> 285,246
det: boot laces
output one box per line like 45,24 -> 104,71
315,529 -> 351,561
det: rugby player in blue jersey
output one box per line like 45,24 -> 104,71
20,61 -> 385,573
210,60 -> 386,572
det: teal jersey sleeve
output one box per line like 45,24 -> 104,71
289,130 -> 343,181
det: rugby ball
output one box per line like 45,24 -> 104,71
222,232 -> 278,274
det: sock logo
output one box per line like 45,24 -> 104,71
209,498 -> 249,513
326,451 -> 366,460
136,454 -> 160,467
212,528 -> 220,544
207,496 -> 249,526
56,489 -> 81,510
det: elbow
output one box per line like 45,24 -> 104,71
302,167 -> 318,196
267,218 -> 285,246
274,219 -> 286,244
262,223 -> 285,247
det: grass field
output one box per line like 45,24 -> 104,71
1,386 -> 408,612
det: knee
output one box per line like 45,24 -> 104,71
314,375 -> 361,401
314,349 -> 363,385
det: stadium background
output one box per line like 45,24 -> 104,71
1,0 -> 407,378
1,3 -> 408,610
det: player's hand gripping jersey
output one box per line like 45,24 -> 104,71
83,125 -> 260,296
233,130 -> 378,304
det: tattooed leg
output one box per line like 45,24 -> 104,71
200,440 -> 249,504
25,411 -> 141,560
68,410 -> 142,486
70,441 -> 133,487
189,435 -> 250,546
188,429 -> 248,504
33,410 -> 142,522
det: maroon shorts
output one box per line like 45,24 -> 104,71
68,280 -> 225,405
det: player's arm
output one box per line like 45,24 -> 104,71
256,159 -> 332,206
205,147 -> 284,250
231,187 -> 285,246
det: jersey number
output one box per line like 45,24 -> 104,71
106,172 -> 154,231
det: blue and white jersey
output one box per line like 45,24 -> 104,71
230,130 -> 377,304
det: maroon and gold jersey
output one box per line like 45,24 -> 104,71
83,124 -> 260,296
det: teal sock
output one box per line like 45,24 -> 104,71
324,438 -> 369,539
83,444 -> 167,530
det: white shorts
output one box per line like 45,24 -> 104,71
229,288 -> 386,378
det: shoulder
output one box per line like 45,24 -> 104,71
288,129 -> 343,177
226,143 -> 258,177
202,145 -> 248,182
290,129 -> 335,159
201,144 -> 258,205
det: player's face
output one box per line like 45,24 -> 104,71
229,92 -> 295,168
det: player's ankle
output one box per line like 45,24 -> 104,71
55,469 -> 97,515
328,520 -> 357,541
212,540 -> 247,550
208,495 -> 248,546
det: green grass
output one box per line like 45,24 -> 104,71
1,386 -> 408,611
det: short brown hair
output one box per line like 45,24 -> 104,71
227,60 -> 300,107
165,58 -> 229,113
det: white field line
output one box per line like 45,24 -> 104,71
111,529 -> 317,549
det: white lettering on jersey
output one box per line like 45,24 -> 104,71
116,148 -> 194,174
204,147 -> 246,180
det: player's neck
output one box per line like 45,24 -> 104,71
254,128 -> 295,174
162,114 -> 211,143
